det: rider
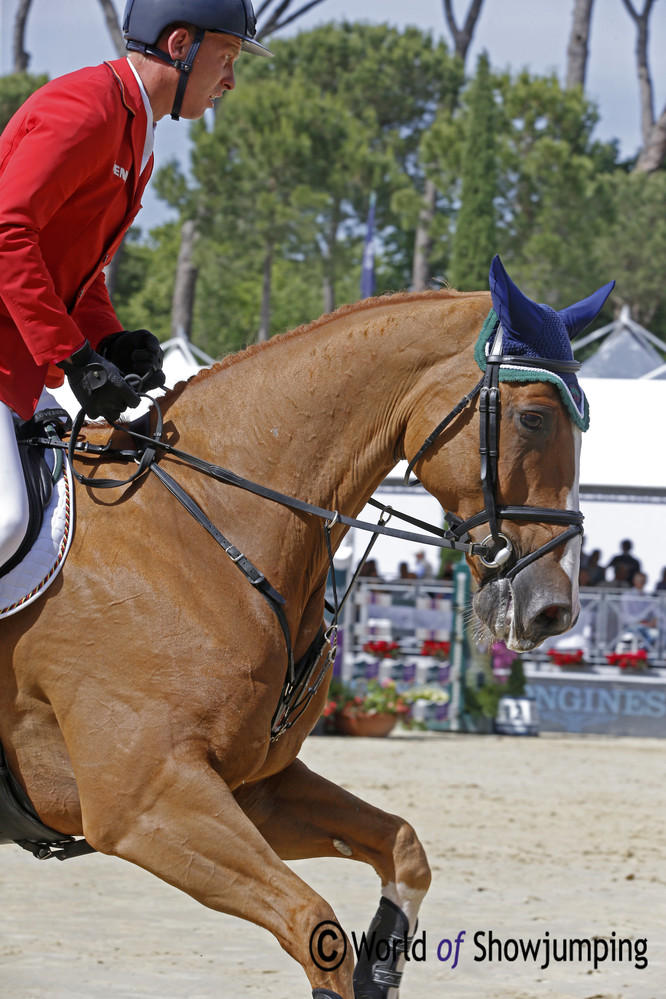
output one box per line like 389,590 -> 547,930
0,0 -> 271,568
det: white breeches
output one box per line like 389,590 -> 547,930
0,400 -> 30,566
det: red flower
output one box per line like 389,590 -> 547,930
419,640 -> 450,659
547,648 -> 585,667
363,639 -> 401,659
606,649 -> 648,670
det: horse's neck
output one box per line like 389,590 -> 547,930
169,293 -> 488,516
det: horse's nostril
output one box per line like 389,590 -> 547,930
537,604 -> 571,633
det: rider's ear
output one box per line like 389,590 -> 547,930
166,26 -> 194,61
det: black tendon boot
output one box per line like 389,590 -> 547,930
353,896 -> 412,999
312,991 -> 345,998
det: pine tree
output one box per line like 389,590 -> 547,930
449,52 -> 498,291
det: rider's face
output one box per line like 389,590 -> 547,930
174,31 -> 242,119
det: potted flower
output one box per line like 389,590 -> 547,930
606,649 -> 649,673
362,639 -> 403,682
418,640 -> 451,683
402,685 -> 450,730
419,640 -> 450,660
363,639 -> 402,659
547,648 -> 586,668
327,679 -> 409,737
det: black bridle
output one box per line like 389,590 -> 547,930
34,336 -> 583,741
403,327 -> 585,582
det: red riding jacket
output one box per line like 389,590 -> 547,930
0,59 -> 153,420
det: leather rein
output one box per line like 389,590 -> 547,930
45,339 -> 583,739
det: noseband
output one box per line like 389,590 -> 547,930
404,333 -> 584,582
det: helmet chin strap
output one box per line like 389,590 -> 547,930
126,28 -> 206,121
169,28 -> 205,120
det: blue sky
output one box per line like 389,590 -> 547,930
1,0 -> 664,228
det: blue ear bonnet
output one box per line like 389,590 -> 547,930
475,255 -> 615,431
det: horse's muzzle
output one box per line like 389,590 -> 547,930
474,556 -> 579,651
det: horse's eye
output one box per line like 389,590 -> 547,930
520,411 -> 543,431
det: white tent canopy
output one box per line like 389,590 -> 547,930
578,306 -> 666,380
580,377 -> 666,492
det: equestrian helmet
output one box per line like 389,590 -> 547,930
122,0 -> 273,57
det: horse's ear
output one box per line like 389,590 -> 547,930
559,281 -> 615,340
489,254 -> 615,344
488,254 -> 543,339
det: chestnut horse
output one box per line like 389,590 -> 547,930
0,286 -> 583,998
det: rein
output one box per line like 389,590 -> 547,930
49,336 -> 584,736
60,399 -> 486,740
60,404 -> 492,739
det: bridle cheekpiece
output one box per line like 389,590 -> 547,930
404,311 -> 585,582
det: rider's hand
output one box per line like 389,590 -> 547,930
98,329 -> 165,390
57,340 -> 141,422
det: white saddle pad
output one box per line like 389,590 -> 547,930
0,452 -> 74,619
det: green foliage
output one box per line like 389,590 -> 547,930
112,224 -> 180,340
325,678 -> 407,716
9,20 -> 665,359
425,64 -> 620,301
0,72 -> 48,131
595,171 -> 666,328
110,23 -> 666,349
464,657 -> 525,720
449,51 -> 498,290
113,23 -> 460,350
506,657 -> 526,697
463,680 -> 504,722
493,71 -> 618,308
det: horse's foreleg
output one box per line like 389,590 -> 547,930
76,746 -> 354,998
235,758 -> 431,999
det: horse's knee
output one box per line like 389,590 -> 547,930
385,815 -> 431,893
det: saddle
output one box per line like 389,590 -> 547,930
0,409 -> 71,580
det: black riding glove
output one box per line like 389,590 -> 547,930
57,341 -> 141,422
98,329 -> 165,390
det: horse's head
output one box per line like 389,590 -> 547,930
408,257 -> 614,652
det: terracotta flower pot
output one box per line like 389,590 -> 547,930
334,710 -> 397,738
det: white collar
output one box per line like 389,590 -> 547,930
126,58 -> 155,173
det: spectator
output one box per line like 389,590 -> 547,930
397,562 -> 416,580
582,549 -> 605,587
607,540 -> 641,587
599,562 -> 631,589
413,550 -> 434,580
621,572 -> 657,644
655,568 -> 666,593
358,558 -> 381,579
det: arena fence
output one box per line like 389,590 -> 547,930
330,577 -> 666,736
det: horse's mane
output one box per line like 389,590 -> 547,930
164,286 -> 472,404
